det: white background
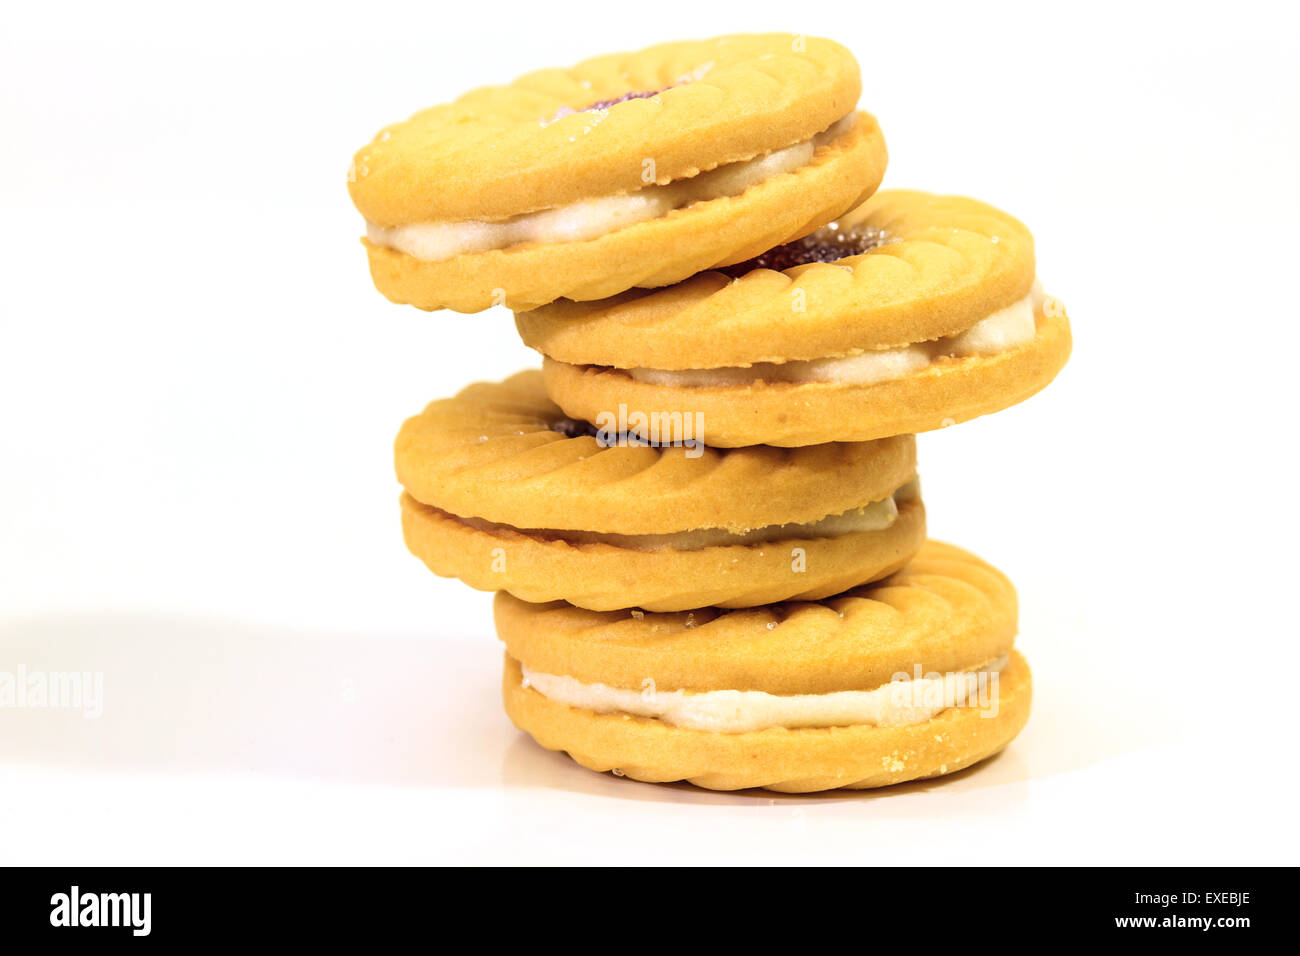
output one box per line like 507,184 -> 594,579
2,0 -> 1297,864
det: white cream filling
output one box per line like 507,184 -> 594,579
521,654 -> 1007,733
365,114 -> 856,262
627,284 -> 1044,388
457,478 -> 915,552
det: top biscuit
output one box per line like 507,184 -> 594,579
350,34 -> 862,225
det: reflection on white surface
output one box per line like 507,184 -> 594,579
0,601 -> 1279,865
0,611 -> 1110,797
0,612 -> 508,787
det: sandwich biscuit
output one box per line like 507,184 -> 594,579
499,541 -> 1030,791
396,371 -> 924,611
521,191 -> 1071,445
350,35 -> 886,312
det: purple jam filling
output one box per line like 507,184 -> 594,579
722,226 -> 894,275
551,87 -> 669,122
585,88 -> 666,110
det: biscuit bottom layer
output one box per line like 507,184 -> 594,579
448,478 -> 916,552
626,283 -> 1046,387
518,655 -> 1008,734
364,114 -> 857,262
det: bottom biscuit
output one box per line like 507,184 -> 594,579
502,650 -> 1031,793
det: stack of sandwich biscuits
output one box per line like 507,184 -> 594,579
349,33 -> 1070,792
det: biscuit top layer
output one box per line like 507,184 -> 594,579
495,540 -> 1018,695
394,370 -> 916,535
348,34 -> 861,225
515,191 -> 1037,367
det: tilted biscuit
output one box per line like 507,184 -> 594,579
521,191 -> 1071,445
499,540 -> 1031,792
395,371 -> 924,611
349,35 -> 886,312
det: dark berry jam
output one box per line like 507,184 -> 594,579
722,225 -> 894,275
550,417 -> 600,439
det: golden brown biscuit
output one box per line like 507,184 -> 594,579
395,371 -> 925,611
542,307 -> 1071,446
520,191 -> 1072,445
349,35 -> 886,312
499,541 -> 1031,791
